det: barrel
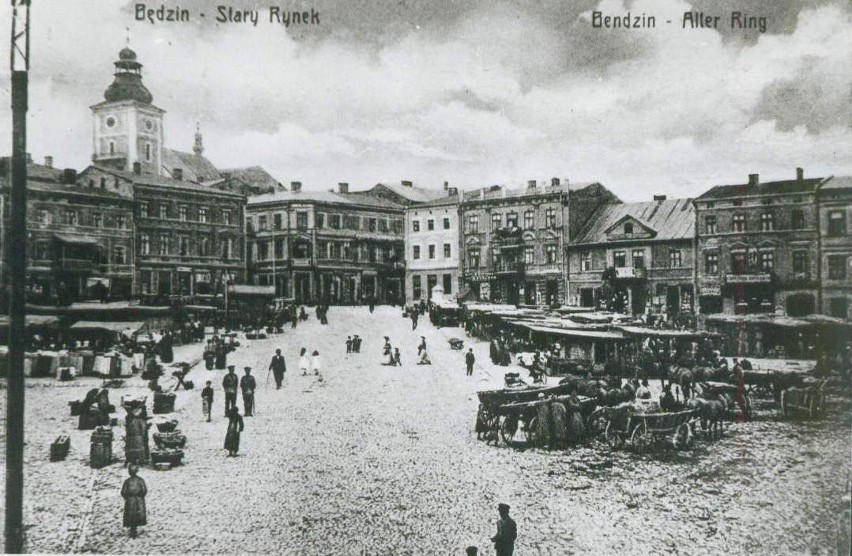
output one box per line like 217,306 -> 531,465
153,392 -> 176,414
89,427 -> 113,468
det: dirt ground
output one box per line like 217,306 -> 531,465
1,305 -> 850,554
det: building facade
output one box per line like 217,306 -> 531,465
0,159 -> 135,305
817,176 -> 852,320
459,179 -> 618,306
247,183 -> 405,305
694,170 -> 828,316
567,196 -> 695,318
404,191 -> 460,304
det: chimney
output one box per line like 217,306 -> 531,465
551,177 -> 560,187
133,162 -> 142,175
173,168 -> 184,181
448,187 -> 459,196
796,167 -> 804,181
443,181 -> 449,191
44,156 -> 53,168
527,180 -> 536,189
748,173 -> 759,186
401,180 -> 413,187
653,194 -> 667,202
338,182 -> 349,194
291,181 -> 302,192
62,168 -> 77,185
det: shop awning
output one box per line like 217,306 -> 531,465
704,313 -> 811,328
70,321 -> 145,333
523,323 -> 624,340
617,325 -> 721,339
229,285 -> 275,296
0,315 -> 59,328
54,233 -> 98,245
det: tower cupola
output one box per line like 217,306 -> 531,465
103,47 -> 153,104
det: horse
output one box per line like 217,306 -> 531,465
667,366 -> 695,400
686,393 -> 728,439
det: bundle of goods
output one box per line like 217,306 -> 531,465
150,448 -> 184,466
155,419 -> 179,433
89,426 -> 113,468
153,392 -> 176,414
50,435 -> 71,462
153,431 -> 187,450
121,395 -> 147,410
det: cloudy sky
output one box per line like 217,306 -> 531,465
1,0 -> 850,200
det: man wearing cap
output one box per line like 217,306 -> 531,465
222,365 -> 238,416
240,367 -> 257,417
491,503 -> 517,555
269,349 -> 287,390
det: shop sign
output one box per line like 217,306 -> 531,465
480,283 -> 491,301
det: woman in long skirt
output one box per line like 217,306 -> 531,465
121,464 -> 147,538
299,347 -> 309,376
311,350 -> 321,376
224,407 -> 244,456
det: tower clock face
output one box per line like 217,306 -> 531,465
105,116 -> 116,128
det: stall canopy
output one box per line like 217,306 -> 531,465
522,323 -> 624,341
617,325 -> 720,339
69,321 -> 145,333
0,315 -> 59,328
230,285 -> 275,296
54,233 -> 98,245
704,313 -> 813,328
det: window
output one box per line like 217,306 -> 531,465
138,202 -> 148,218
792,251 -> 808,273
158,233 -> 170,255
109,142 -> 115,155
443,217 -> 450,230
296,212 -> 308,230
257,241 -> 269,261
791,209 -> 805,230
632,249 -> 645,269
116,214 -> 126,229
524,246 -> 535,264
330,214 -> 341,229
140,233 -> 150,255
613,251 -> 626,268
443,274 -> 453,295
342,242 -> 351,260
732,252 -> 746,274
545,208 -> 557,228
33,241 -> 48,260
392,219 -> 403,233
624,223 -> 634,234
368,218 -> 377,232
705,252 -> 719,274
828,255 -> 847,280
506,212 -> 518,228
829,297 -> 848,319
159,204 -> 169,219
329,243 -> 340,259
468,247 -> 481,268
64,210 -> 77,226
427,219 -> 435,231
114,246 -> 126,264
223,238 -> 233,259
759,251 -> 774,271
179,206 -> 188,222
92,212 -> 102,228
412,276 -> 422,300
145,143 -> 152,162
274,238 -> 284,259
581,252 -> 591,271
379,219 -> 389,233
491,213 -> 501,231
828,211 -> 845,237
179,236 -> 190,256
198,207 -> 208,223
315,213 -> 325,229
258,215 -> 268,231
524,210 -> 534,230
733,214 -> 746,232
38,209 -> 50,225
200,237 -> 210,257
705,215 -> 717,234
468,215 -> 479,234
443,243 -> 451,258
222,210 -> 232,225
411,219 -> 419,232
669,249 -> 683,268
545,244 -> 558,264
413,245 -> 421,260
428,245 -> 436,259
760,212 -> 774,231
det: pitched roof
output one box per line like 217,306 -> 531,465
0,158 -> 64,182
408,193 -> 460,208
162,148 -> 221,183
573,197 -> 694,245
220,166 -> 283,192
249,189 -> 402,210
462,181 -> 598,202
820,175 -> 852,191
698,177 -> 826,200
371,182 -> 447,203
84,165 -> 243,197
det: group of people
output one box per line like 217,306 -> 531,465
382,337 -> 402,366
345,335 -> 363,354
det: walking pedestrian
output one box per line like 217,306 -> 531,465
214,339 -> 227,370
354,335 -> 362,353
201,380 -> 214,422
393,347 -> 402,366
411,311 -> 418,330
368,296 -> 375,313
269,348 -> 286,389
466,348 -> 476,376
121,464 -> 147,538
346,336 -> 353,354
491,503 -> 517,556
240,367 -> 257,417
224,406 -> 244,456
311,350 -> 322,375
222,365 -> 238,416
418,336 -> 426,355
299,347 -> 309,376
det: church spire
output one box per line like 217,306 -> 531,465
193,122 -> 204,155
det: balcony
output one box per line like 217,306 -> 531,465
495,261 -> 524,274
493,227 -> 523,249
614,266 -> 646,279
725,272 -> 772,284
56,258 -> 96,272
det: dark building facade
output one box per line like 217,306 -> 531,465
247,183 -> 405,304
817,176 -> 852,320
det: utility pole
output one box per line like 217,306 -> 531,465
6,1 -> 31,553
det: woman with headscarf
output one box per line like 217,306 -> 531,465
224,406 -> 244,456
121,464 -> 147,538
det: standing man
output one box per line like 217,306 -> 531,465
222,365 -> 238,416
411,310 -> 418,330
491,503 -> 517,556
466,348 -> 476,376
269,349 -> 287,389
241,367 -> 257,417
201,381 -> 214,422
121,464 -> 147,538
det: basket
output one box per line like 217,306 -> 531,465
155,420 -> 178,433
153,431 -> 187,449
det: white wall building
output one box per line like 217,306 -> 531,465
404,189 -> 461,304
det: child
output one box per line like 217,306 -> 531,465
201,381 -> 214,422
393,347 -> 402,366
299,347 -> 309,376
346,336 -> 353,354
311,350 -> 321,375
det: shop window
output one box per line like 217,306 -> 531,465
443,274 -> 453,294
412,276 -> 422,300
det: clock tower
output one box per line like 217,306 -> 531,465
90,47 -> 165,176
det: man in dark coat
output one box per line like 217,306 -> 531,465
121,464 -> 147,538
269,349 -> 287,389
466,348 -> 476,376
201,381 -> 214,422
240,367 -> 257,417
491,503 -> 517,556
222,366 -> 238,416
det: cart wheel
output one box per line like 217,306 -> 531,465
674,423 -> 693,449
604,420 -> 623,450
500,415 -> 518,445
631,422 -> 650,454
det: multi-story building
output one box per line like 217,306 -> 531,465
460,179 -> 618,306
694,170 -> 829,316
404,187 -> 461,304
566,196 -> 695,317
0,157 -> 135,304
247,182 -> 406,304
817,176 -> 852,320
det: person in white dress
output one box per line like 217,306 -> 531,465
310,350 -> 321,375
299,348 -> 309,376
